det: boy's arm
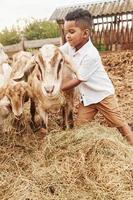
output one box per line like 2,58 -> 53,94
61,78 -> 82,91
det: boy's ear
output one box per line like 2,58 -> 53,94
83,29 -> 90,38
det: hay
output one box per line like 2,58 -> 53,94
0,122 -> 133,200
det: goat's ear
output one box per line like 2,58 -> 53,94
63,53 -> 78,74
36,52 -> 44,63
35,52 -> 45,69
25,84 -> 33,98
13,57 -> 36,82
0,87 -> 6,100
13,74 -> 25,82
0,96 -> 10,107
19,82 -> 33,98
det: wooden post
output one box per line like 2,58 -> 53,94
125,14 -> 130,49
104,16 -> 109,50
97,18 -> 100,48
20,31 -> 26,51
116,15 -> 121,50
57,20 -> 66,45
130,12 -> 133,49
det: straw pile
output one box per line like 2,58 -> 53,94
0,50 -> 133,200
1,121 -> 133,200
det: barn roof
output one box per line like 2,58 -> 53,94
50,0 -> 133,20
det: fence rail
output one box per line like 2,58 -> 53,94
3,37 -> 60,55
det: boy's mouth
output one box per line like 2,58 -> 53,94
67,40 -> 72,42
67,40 -> 74,45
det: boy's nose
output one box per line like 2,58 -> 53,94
66,35 -> 71,41
65,33 -> 70,38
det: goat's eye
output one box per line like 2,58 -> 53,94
60,58 -> 63,63
57,59 -> 63,79
37,74 -> 41,80
36,64 -> 43,80
18,93 -> 21,97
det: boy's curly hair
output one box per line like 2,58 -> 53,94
65,8 -> 93,30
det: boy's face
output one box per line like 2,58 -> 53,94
64,20 -> 89,50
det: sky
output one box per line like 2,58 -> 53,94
0,0 -> 114,31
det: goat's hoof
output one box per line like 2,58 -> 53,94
38,128 -> 48,139
40,128 -> 48,135
69,123 -> 74,129
30,122 -> 41,133
62,125 -> 66,130
30,121 -> 36,130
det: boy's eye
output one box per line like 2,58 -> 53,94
69,30 -> 75,34
64,30 -> 75,35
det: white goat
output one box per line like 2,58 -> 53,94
0,44 -> 12,123
0,51 -> 32,118
14,44 -> 77,133
0,43 -> 8,65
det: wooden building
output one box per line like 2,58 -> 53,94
50,0 -> 133,51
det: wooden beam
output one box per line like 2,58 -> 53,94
57,20 -> 66,45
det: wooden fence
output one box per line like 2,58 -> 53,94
3,13 -> 133,57
3,37 -> 60,57
91,13 -> 133,51
57,12 -> 133,51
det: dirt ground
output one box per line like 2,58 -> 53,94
101,50 -> 133,126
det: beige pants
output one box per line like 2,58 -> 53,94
76,95 -> 126,127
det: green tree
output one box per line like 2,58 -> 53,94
0,28 -> 21,45
24,20 -> 60,40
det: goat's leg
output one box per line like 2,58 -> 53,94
61,106 -> 66,130
67,107 -> 74,129
30,99 -> 38,131
39,109 -> 48,136
61,103 -> 74,130
12,114 -> 26,133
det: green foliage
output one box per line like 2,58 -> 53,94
24,20 -> 60,40
0,19 -> 60,45
0,28 -> 21,45
96,43 -> 108,51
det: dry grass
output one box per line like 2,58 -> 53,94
1,122 -> 133,200
0,50 -> 133,200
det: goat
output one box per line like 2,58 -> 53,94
0,43 -> 8,65
14,44 -> 77,134
0,44 -> 12,124
0,51 -> 32,119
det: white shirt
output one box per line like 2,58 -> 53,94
60,39 -> 115,106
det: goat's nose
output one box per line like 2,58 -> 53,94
14,114 -> 22,120
45,86 -> 54,94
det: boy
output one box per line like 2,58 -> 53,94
60,9 -> 133,145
